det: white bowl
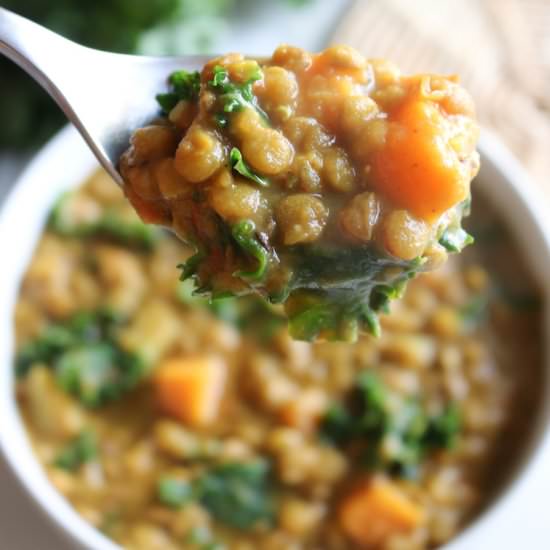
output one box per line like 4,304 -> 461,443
0,126 -> 549,550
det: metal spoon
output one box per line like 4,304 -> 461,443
0,7 -> 211,185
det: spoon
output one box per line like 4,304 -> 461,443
0,7 -> 211,185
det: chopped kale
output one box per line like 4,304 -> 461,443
208,64 -> 268,127
157,461 -> 275,530
207,296 -> 241,325
176,278 -> 210,307
423,404 -> 461,449
16,324 -> 81,378
158,478 -> 194,508
185,527 -> 225,550
16,310 -> 120,378
178,248 -> 207,281
196,461 -> 275,530
54,430 -> 97,471
156,69 -> 201,112
49,192 -> 161,250
439,226 -> 475,253
56,343 -> 146,407
16,310 -> 147,407
185,527 -> 212,545
279,248 -> 424,341
321,372 -> 461,478
92,211 -> 162,250
177,278 -> 285,342
229,148 -> 269,187
231,220 -> 269,281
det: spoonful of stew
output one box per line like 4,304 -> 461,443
0,8 -> 480,341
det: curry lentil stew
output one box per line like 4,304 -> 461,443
15,171 -> 541,549
119,45 -> 480,341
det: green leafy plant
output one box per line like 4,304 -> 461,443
49,192 -> 162,250
157,461 -> 275,530
208,64 -> 268,127
229,148 -> 269,187
439,226 -> 474,253
280,246 -> 424,341
231,220 -> 269,280
156,69 -> 201,113
322,372 -> 461,478
158,477 -> 195,508
16,310 -> 148,407
54,429 -> 97,471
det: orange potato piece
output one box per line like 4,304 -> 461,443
370,98 -> 475,222
154,356 -> 227,427
339,476 -> 424,547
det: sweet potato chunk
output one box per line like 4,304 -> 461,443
339,476 -> 424,547
154,356 -> 227,427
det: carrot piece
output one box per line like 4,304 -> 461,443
339,476 -> 424,547
370,97 -> 477,222
154,356 -> 227,427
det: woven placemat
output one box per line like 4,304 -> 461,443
331,0 -> 550,202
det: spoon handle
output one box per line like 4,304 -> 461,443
0,8 -> 125,180
0,8 -> 80,121
0,8 -> 211,184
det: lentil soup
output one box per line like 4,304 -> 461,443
119,45 -> 480,341
14,170 -> 541,549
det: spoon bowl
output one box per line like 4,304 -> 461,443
0,7 -> 211,184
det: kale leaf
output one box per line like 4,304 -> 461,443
231,220 -> 269,281
156,69 -> 201,113
158,477 -> 195,508
16,310 -> 147,407
439,226 -> 474,253
322,372 -> 461,478
229,148 -> 269,187
56,343 -> 146,407
208,64 -> 268,127
158,461 -> 275,530
196,461 -> 275,529
279,246 -> 424,341
184,527 -> 225,550
54,429 -> 97,471
49,192 -> 162,250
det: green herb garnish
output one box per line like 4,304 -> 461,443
156,69 -> 201,113
178,247 -> 207,281
229,147 -> 269,187
49,192 -> 161,250
208,64 -> 267,127
158,461 -> 275,530
196,461 -> 275,530
231,220 -> 269,281
158,478 -> 194,508
322,372 -> 461,478
278,248 -> 424,341
439,226 -> 474,253
16,310 -> 147,407
54,430 -> 97,471
184,527 -> 225,550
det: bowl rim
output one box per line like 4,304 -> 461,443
0,125 -> 549,550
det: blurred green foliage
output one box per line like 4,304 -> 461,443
0,0 -> 309,150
